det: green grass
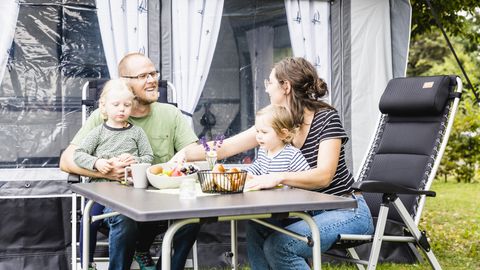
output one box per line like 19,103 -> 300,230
323,180 -> 480,270
228,181 -> 480,270
419,181 -> 479,269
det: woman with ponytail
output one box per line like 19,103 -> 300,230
184,57 -> 373,269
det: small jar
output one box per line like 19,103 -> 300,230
179,178 -> 197,200
205,150 -> 217,170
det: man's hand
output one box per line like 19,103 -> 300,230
117,153 -> 136,165
102,159 -> 130,181
94,158 -> 113,174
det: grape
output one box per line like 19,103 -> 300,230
178,164 -> 199,175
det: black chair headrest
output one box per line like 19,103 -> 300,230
86,78 -> 169,104
379,76 -> 454,116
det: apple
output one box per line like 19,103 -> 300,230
171,167 -> 184,177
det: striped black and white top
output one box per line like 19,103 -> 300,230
247,144 -> 310,175
301,109 -> 354,195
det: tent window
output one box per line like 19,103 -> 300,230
0,2 -> 108,168
0,1 -> 292,167
192,0 -> 292,164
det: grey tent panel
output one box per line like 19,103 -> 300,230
330,0 -> 353,170
390,0 -> 411,78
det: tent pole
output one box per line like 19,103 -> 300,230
424,0 -> 480,105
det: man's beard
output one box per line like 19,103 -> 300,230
135,92 -> 158,105
135,96 -> 156,105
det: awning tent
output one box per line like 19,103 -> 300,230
0,0 -> 413,268
91,0 -> 411,174
0,0 -> 411,174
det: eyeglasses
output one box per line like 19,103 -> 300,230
264,78 -> 284,89
122,71 -> 160,81
264,79 -> 272,89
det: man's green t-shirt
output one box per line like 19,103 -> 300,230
72,103 -> 198,164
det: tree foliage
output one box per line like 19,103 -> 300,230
411,0 -> 480,49
407,4 -> 480,182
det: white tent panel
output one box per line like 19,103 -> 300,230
350,0 -> 393,173
171,0 -> 224,122
0,1 -> 19,83
285,0 -> 331,97
96,0 -> 149,78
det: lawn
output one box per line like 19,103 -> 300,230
322,180 -> 480,270
236,180 -> 480,270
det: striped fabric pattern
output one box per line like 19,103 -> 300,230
301,109 -> 354,195
247,144 -> 310,175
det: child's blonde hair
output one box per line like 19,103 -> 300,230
255,104 -> 297,144
99,79 -> 134,120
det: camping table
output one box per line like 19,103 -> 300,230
71,182 -> 357,270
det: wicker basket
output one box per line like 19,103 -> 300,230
197,170 -> 247,194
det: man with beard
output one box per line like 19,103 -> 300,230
60,52 -> 200,270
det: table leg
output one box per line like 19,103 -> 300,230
82,200 -> 94,270
162,218 -> 200,270
289,212 -> 321,270
72,193 -> 77,270
81,200 -> 120,269
230,220 -> 238,270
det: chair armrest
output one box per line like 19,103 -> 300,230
352,180 -> 436,197
67,173 -> 81,184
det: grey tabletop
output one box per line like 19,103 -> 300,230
71,182 -> 357,222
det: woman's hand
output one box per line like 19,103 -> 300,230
170,149 -> 186,164
244,173 -> 282,191
172,142 -> 201,164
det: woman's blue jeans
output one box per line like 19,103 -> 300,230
246,194 -> 374,270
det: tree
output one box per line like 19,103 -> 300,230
410,1 -> 480,99
411,0 -> 480,48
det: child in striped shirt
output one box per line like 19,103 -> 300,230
247,104 -> 309,179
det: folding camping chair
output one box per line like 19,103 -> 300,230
75,78 -> 198,270
327,75 -> 462,270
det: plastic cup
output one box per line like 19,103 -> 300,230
179,178 -> 197,199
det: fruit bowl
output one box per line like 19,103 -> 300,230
147,163 -> 200,189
